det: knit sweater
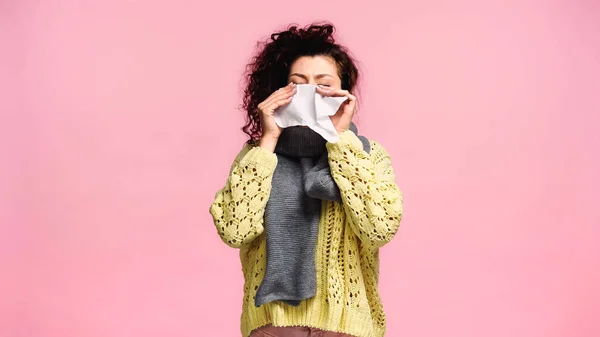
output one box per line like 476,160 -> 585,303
209,130 -> 403,337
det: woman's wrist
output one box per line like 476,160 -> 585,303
258,135 -> 279,152
335,127 -> 350,134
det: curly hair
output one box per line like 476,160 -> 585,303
241,23 -> 360,144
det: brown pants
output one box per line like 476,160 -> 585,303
249,325 -> 355,337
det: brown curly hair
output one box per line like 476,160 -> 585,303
241,23 -> 360,144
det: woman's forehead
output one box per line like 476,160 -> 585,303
289,56 -> 340,78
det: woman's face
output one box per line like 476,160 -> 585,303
288,55 -> 342,90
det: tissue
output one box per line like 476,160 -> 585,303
274,84 -> 347,143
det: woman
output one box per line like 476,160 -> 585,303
209,23 -> 403,337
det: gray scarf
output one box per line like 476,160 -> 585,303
255,124 -> 370,307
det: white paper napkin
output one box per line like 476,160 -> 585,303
274,84 -> 347,143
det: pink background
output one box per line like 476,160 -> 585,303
2,0 -> 599,336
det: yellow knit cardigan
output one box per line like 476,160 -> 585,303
209,130 -> 403,337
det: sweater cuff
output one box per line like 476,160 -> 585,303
326,130 -> 365,154
238,146 -> 278,177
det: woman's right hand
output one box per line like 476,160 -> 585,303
257,82 -> 296,151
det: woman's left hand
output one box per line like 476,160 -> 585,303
316,86 -> 357,134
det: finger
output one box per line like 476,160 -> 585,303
264,88 -> 295,110
317,88 -> 355,101
336,98 -> 356,116
263,96 -> 294,113
316,86 -> 333,96
262,84 -> 297,107
316,87 -> 347,96
339,100 -> 352,112
261,85 -> 292,107
346,99 -> 357,113
271,96 -> 294,110
333,90 -> 355,101
274,96 -> 294,109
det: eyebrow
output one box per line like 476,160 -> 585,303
289,73 -> 336,80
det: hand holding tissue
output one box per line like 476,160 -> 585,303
274,84 -> 347,143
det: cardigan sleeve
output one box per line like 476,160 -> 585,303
326,131 -> 403,248
209,144 -> 278,248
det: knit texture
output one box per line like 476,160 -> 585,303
209,130 -> 403,337
256,125 -> 370,307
